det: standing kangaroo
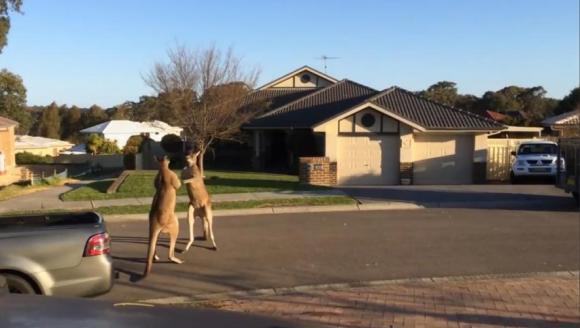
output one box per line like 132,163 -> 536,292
181,151 -> 217,252
144,156 -> 183,277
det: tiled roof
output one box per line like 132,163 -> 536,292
370,87 -> 504,130
485,110 -> 508,122
240,88 -> 318,116
0,116 -> 19,128
247,80 -> 378,128
542,110 -> 580,126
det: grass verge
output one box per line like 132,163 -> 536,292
0,196 -> 355,216
61,170 -> 327,201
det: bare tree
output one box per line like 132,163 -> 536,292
144,44 -> 260,173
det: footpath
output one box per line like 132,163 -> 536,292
178,271 -> 580,328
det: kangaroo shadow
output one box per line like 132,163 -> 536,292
111,235 -> 215,284
112,235 -> 214,253
114,267 -> 144,283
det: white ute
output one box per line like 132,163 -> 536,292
510,141 -> 564,183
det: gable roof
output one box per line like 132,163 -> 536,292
257,65 -> 338,90
368,87 -> 504,131
541,110 -> 580,126
0,116 -> 19,128
246,79 -> 378,128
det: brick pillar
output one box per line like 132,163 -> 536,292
299,157 -> 337,186
399,162 -> 413,185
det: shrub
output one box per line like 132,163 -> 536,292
86,134 -> 121,155
15,152 -> 53,164
123,135 -> 145,155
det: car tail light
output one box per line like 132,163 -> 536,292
84,232 -> 111,257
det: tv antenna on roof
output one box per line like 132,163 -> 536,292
316,55 -> 340,73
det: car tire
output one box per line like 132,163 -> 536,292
573,192 -> 579,205
2,273 -> 37,294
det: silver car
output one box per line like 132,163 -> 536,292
0,212 -> 113,296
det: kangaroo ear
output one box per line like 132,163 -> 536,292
194,150 -> 201,157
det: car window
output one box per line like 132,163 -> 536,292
517,144 -> 557,155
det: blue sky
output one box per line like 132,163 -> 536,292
0,0 -> 578,107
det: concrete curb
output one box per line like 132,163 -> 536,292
420,199 -> 576,209
138,270 -> 579,305
103,202 -> 423,222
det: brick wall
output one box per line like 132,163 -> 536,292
299,157 -> 337,186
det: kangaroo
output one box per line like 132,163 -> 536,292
144,156 -> 183,277
181,151 -> 217,252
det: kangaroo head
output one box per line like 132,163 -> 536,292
156,155 -> 170,169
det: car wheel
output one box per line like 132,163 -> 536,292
2,273 -> 37,294
573,192 -> 579,205
510,172 -> 518,184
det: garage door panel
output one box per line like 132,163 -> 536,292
413,134 -> 474,185
338,136 -> 399,185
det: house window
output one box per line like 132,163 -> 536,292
300,74 -> 311,84
361,113 -> 376,128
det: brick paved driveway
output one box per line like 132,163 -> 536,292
196,272 -> 579,328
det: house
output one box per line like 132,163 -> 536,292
541,110 -> 580,137
484,110 -> 543,139
15,135 -> 74,156
79,120 -> 183,149
0,116 -> 22,186
487,126 -> 543,139
244,66 -> 505,185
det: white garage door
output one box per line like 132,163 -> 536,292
413,134 -> 474,185
337,135 -> 399,185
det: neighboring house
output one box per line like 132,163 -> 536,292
484,111 -> 543,139
61,144 -> 88,155
15,135 -> 74,156
80,120 -> 183,149
541,110 -> 580,137
0,116 -> 21,186
484,110 -> 509,123
487,126 -> 543,139
244,66 -> 505,185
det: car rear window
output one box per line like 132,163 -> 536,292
518,144 -> 557,155
0,212 -> 101,228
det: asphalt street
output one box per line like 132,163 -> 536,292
99,206 -> 580,303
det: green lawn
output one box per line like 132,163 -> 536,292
96,196 -> 354,215
0,196 -> 355,216
61,170 -> 328,201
